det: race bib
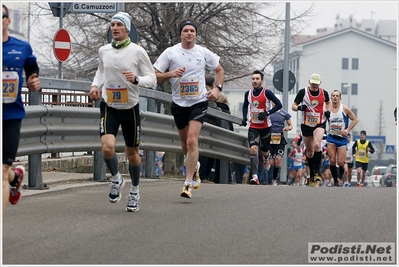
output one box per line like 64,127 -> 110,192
106,82 -> 128,107
358,150 -> 366,158
329,125 -> 343,135
304,112 -> 320,127
345,150 -> 352,162
250,108 -> 264,124
270,133 -> 282,144
179,76 -> 200,99
2,71 -> 19,103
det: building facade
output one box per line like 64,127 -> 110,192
225,18 -> 397,159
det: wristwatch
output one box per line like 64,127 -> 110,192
216,84 -> 223,91
133,76 -> 139,85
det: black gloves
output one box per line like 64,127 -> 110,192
242,118 -> 247,127
324,110 -> 331,119
297,105 -> 307,111
257,112 -> 269,121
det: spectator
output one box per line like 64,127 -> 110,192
198,74 -> 234,184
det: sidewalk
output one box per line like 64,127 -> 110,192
21,171 -> 107,197
21,171 -> 181,197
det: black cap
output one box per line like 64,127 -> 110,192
360,130 -> 367,135
179,20 -> 197,34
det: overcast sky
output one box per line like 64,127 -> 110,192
274,1 -> 398,35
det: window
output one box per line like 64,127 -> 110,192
352,108 -> 357,117
352,58 -> 359,70
341,83 -> 349,94
351,83 -> 358,95
341,83 -> 357,95
342,58 -> 349,69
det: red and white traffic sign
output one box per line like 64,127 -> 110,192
53,28 -> 71,62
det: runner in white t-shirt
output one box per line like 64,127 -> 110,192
153,19 -> 225,199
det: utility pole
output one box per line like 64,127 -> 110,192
280,2 -> 290,184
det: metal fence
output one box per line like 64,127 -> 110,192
20,78 -> 249,188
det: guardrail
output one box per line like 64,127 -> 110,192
20,78 -> 249,188
18,105 -> 248,164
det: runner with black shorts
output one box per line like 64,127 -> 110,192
268,95 -> 293,185
292,73 -> 331,187
153,19 -> 225,198
242,70 -> 282,185
90,11 -> 156,212
2,4 -> 41,215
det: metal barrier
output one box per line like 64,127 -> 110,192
18,106 -> 248,164
19,78 -> 249,187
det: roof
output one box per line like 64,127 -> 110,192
293,27 -> 396,48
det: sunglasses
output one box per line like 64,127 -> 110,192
3,13 -> 8,19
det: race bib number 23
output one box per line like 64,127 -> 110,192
2,71 -> 19,103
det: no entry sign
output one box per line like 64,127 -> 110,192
53,28 -> 71,62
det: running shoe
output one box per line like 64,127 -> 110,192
334,181 -> 340,187
356,183 -> 361,187
360,183 -> 364,187
250,175 -> 260,185
180,184 -> 192,198
9,165 -> 25,205
314,172 -> 322,186
126,193 -> 140,212
272,179 -> 278,186
309,176 -> 316,187
192,161 -> 201,189
109,177 -> 125,203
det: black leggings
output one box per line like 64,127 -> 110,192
3,119 -> 22,166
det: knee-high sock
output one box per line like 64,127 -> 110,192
330,165 -> 338,183
307,155 -> 315,178
129,164 -> 141,187
250,154 -> 258,177
273,166 -> 280,180
314,151 -> 322,174
104,153 -> 119,176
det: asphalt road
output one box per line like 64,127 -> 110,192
3,179 -> 397,265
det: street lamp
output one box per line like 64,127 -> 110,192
343,83 -> 351,108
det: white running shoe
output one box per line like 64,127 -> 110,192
192,161 -> 201,189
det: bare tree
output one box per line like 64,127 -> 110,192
26,2 -> 314,174
374,100 -> 386,160
29,2 -> 314,83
